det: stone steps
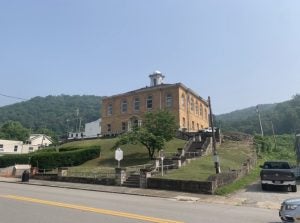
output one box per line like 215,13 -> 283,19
122,173 -> 140,188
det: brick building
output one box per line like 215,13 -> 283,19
101,71 -> 210,135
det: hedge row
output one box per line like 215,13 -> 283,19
0,154 -> 30,168
0,146 -> 101,169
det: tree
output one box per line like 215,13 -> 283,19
0,121 -> 30,142
114,110 -> 178,159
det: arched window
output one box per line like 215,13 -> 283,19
182,117 -> 186,128
121,99 -> 127,113
181,94 -> 185,108
191,98 -> 195,111
134,97 -> 140,111
166,93 -> 173,108
107,103 -> 113,116
147,95 -> 153,110
200,104 -> 203,117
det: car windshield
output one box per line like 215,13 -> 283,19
264,162 -> 290,169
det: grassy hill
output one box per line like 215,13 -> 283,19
60,137 -> 186,168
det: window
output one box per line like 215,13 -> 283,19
29,147 -> 34,151
107,124 -> 111,132
205,108 -> 208,120
121,100 -> 127,113
182,117 -> 186,128
147,95 -> 153,110
200,104 -> 203,117
14,145 -> 18,152
121,122 -> 127,131
191,98 -> 194,111
0,144 -> 3,148
181,94 -> 185,108
197,123 -> 199,130
196,102 -> 199,115
134,98 -> 140,111
166,94 -> 173,108
192,121 -> 195,130
133,119 -> 139,128
107,103 -> 113,116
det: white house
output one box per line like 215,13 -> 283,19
0,139 -> 24,154
84,119 -> 101,138
0,134 -> 52,155
0,139 -> 38,154
68,119 -> 101,140
28,134 -> 53,148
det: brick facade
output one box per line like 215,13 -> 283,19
101,75 -> 209,135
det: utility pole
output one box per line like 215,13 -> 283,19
270,120 -> 277,149
208,96 -> 221,174
75,108 -> 79,133
256,105 -> 264,137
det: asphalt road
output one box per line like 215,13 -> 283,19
0,182 -> 279,223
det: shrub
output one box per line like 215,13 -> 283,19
0,146 -> 101,169
0,154 -> 31,168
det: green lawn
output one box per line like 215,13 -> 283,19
157,140 -> 255,181
60,138 -> 186,169
59,138 -> 255,183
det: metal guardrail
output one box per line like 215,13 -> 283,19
126,163 -> 155,174
66,172 -> 116,179
37,168 -> 58,174
185,151 -> 201,158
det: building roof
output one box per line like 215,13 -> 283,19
103,82 -> 208,105
29,134 -> 53,143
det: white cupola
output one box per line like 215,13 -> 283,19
149,70 -> 165,87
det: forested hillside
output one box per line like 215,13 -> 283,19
1,93 -> 299,138
0,95 -> 102,136
216,95 -> 300,135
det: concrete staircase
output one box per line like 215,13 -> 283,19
122,173 -> 140,188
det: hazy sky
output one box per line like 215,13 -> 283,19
1,1 -> 300,114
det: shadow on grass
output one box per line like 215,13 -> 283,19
97,152 -> 151,167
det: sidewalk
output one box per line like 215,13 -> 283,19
0,176 -> 210,201
0,176 -> 281,209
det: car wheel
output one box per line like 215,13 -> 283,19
261,184 -> 267,191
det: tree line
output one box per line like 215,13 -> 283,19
0,95 -> 102,139
216,94 -> 300,135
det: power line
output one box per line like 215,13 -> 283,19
0,93 -> 27,101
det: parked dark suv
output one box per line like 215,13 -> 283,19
260,161 -> 297,192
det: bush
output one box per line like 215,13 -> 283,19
0,146 -> 101,169
0,154 -> 31,168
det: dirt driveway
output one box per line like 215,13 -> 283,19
196,181 -> 300,210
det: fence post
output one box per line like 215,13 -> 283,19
140,169 -> 151,188
115,168 -> 126,186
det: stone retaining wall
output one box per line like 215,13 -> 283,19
147,153 -> 257,194
147,178 -> 216,194
33,174 -> 115,186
